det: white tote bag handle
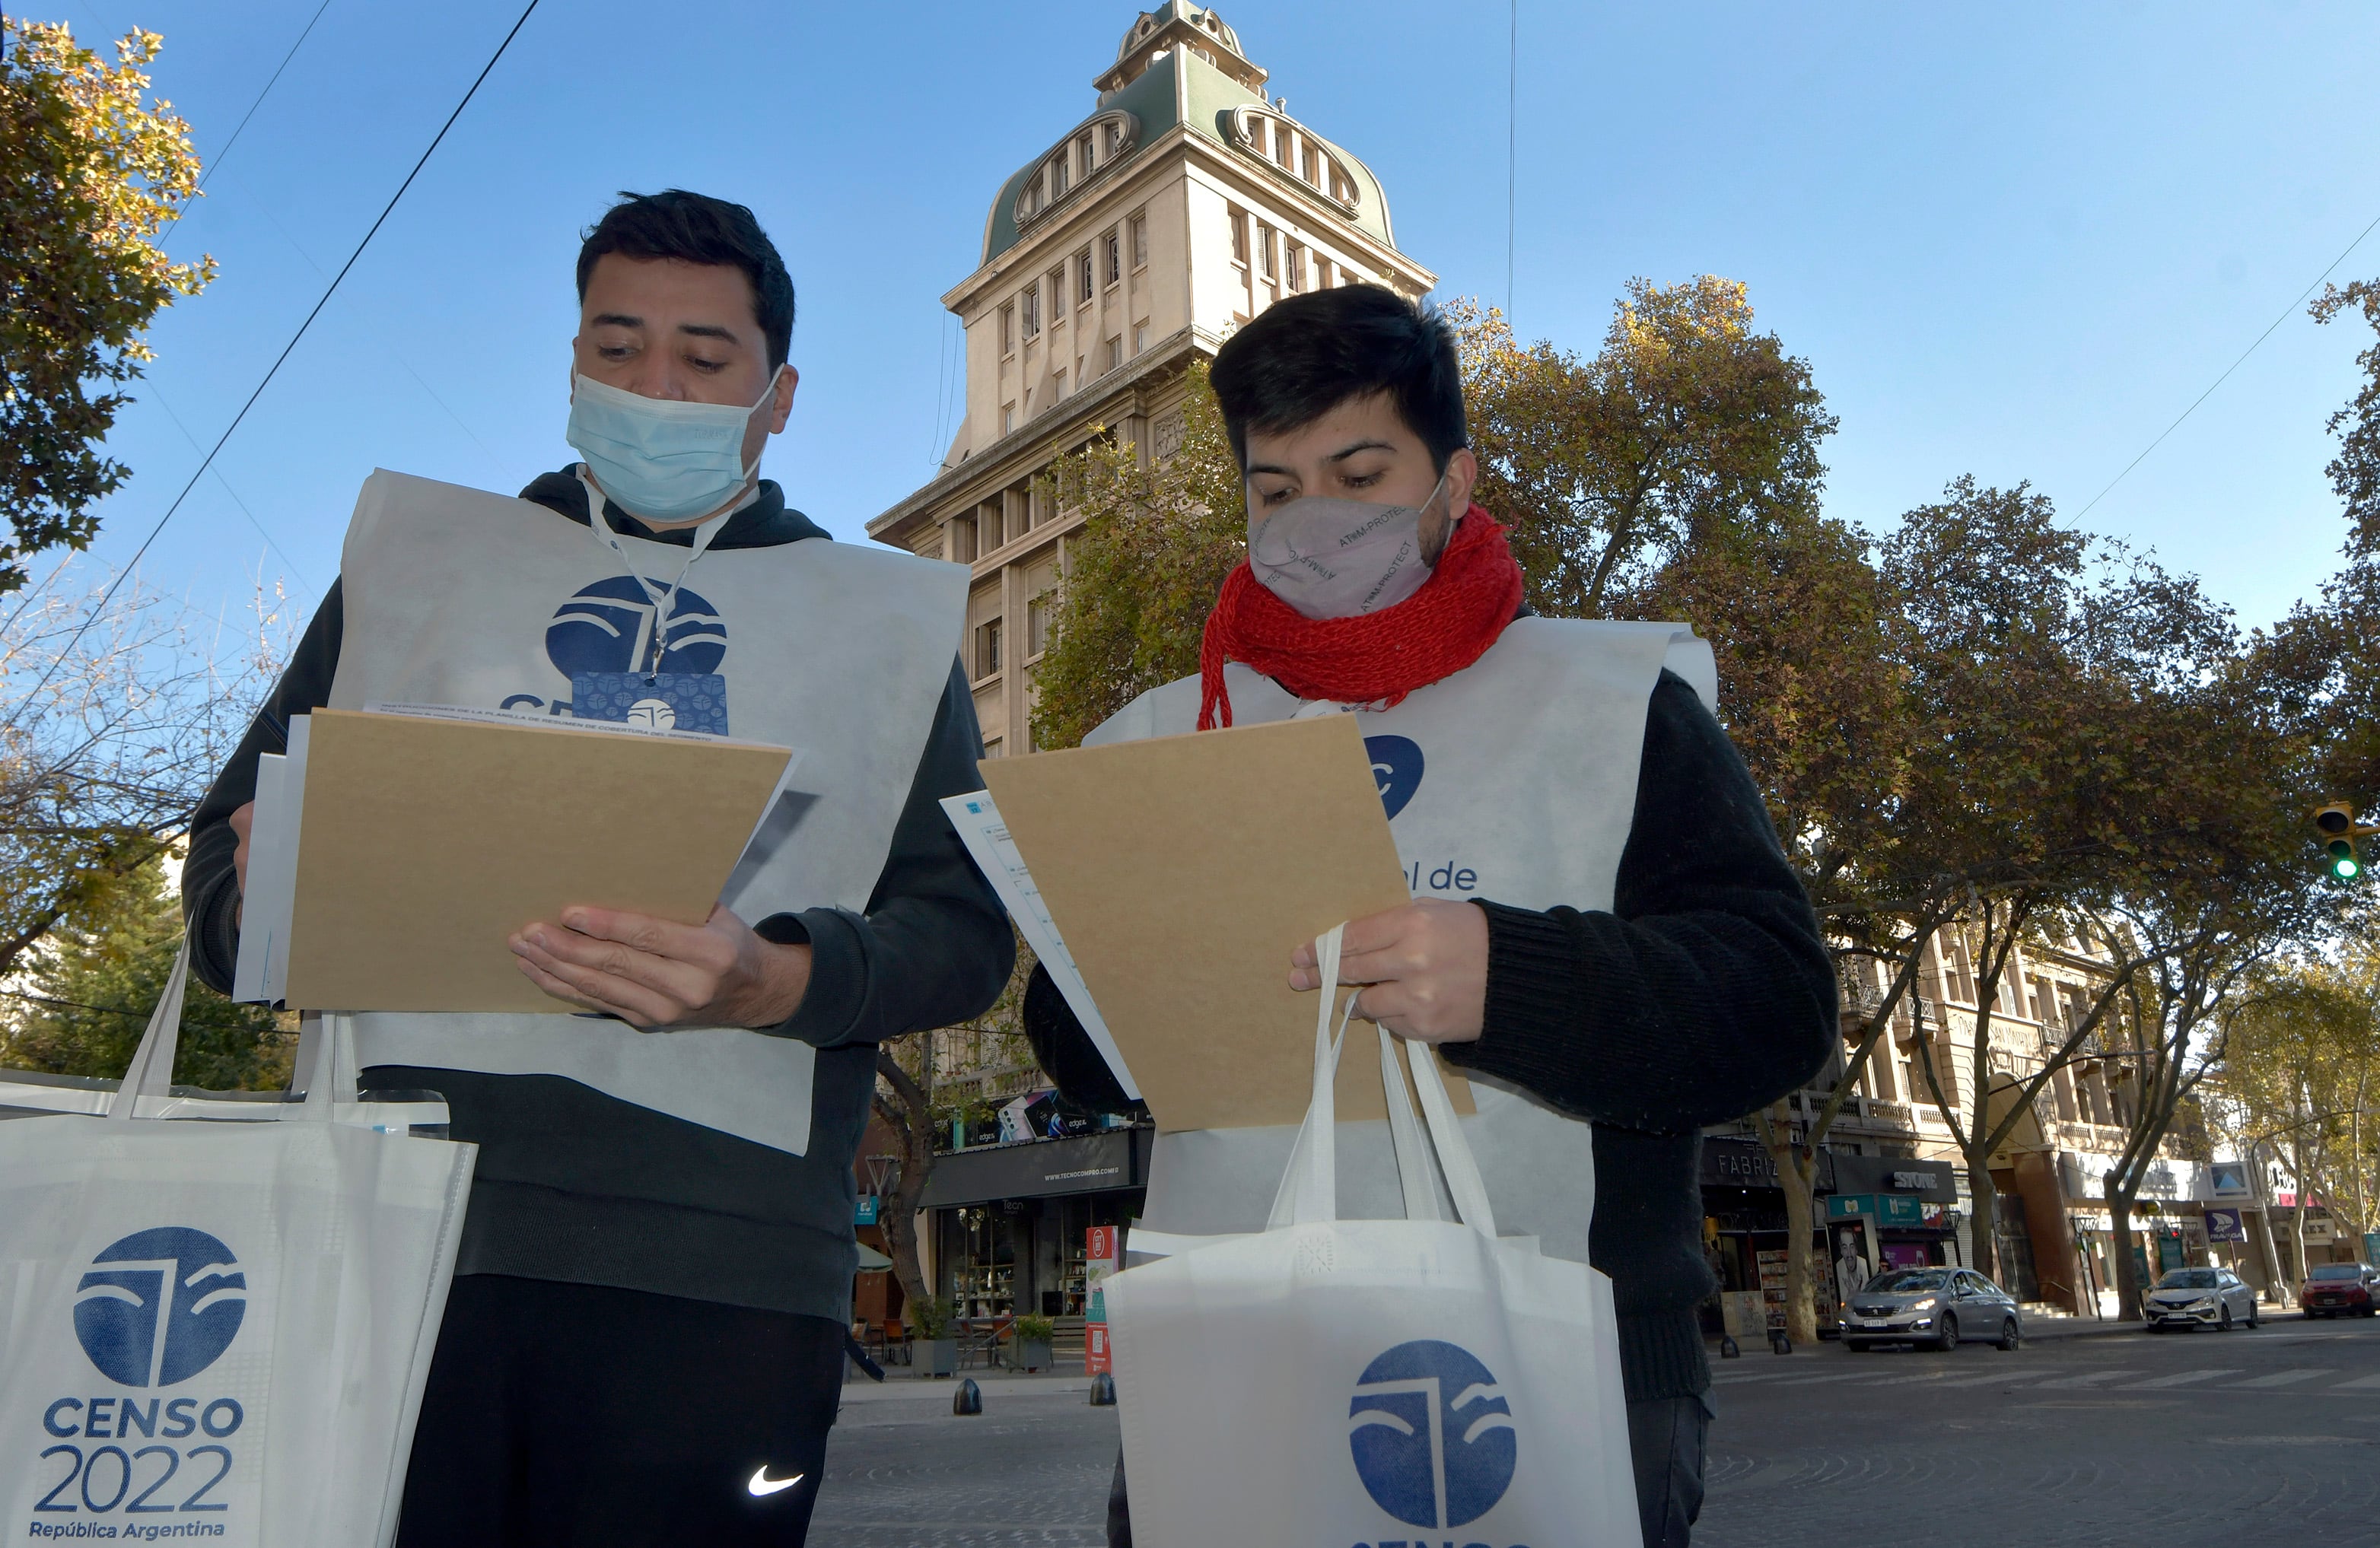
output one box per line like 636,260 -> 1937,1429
1264,925 -> 1499,1240
106,938 -> 194,1120
107,938 -> 359,1124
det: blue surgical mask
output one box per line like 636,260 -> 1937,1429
565,367 -> 781,524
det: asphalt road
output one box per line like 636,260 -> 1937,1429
1701,1313 -> 2380,1547
810,1315 -> 2380,1546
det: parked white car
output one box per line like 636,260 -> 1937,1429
2143,1267 -> 2259,1331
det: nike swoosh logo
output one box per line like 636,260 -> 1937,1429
746,1467 -> 806,1498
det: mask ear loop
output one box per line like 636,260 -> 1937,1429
576,365 -> 781,680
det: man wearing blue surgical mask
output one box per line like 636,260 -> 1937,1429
182,190 -> 1013,1546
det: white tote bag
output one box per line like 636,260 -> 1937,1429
1105,928 -> 1640,1547
0,944 -> 476,1546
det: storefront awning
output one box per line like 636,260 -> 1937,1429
918,1129 -> 1148,1209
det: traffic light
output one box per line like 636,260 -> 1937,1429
2315,803 -> 2373,880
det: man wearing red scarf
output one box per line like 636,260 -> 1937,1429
1025,287 -> 1834,1548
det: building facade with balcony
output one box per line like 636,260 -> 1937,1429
1716,918 -> 2229,1323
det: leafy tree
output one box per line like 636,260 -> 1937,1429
1453,281 -> 1837,618
1030,360 -> 1243,752
2,855 -> 294,1090
2210,957 -> 2380,1298
0,20 -> 214,593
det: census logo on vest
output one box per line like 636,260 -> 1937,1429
1365,735 -> 1424,819
72,1227 -> 247,1387
546,575 -> 727,677
1346,1339 -> 1518,1529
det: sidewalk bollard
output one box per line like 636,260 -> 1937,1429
1089,1372 -> 1117,1406
1718,1335 -> 1741,1359
953,1378 -> 982,1416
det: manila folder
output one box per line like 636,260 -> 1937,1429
283,708 -> 791,1013
980,712 -> 1470,1132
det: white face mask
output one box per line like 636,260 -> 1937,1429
1247,472 -> 1453,620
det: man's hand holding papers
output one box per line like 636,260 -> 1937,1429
508,902 -> 813,1029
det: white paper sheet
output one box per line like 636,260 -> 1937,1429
940,789 -> 1138,1101
232,715 -> 310,1004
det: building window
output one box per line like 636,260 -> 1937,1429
1077,132 -> 1094,176
1027,591 -> 1052,657
1051,153 -> 1068,199
1314,256 -> 1332,288
950,515 -> 976,562
1078,250 -> 1094,304
1000,304 -> 1014,354
1274,125 -> 1292,168
1258,223 -> 1277,279
1230,208 -> 1249,265
975,617 -> 1003,680
1048,269 -> 1067,325
1286,243 -> 1304,292
1021,284 -> 1040,339
1300,141 -> 1317,185
1130,211 -> 1148,269
1054,368 -> 1068,398
1103,121 -> 1122,159
1001,403 -> 1014,435
980,497 -> 1005,551
1133,322 -> 1148,354
1104,231 -> 1122,287
1106,336 -> 1122,373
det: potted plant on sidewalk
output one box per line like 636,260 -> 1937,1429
912,1295 -> 957,1378
1010,1313 -> 1056,1373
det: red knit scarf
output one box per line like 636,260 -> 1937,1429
1198,504 -> 1526,729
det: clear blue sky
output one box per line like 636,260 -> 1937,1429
43,0 -> 2380,636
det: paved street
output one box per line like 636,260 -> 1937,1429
813,1317 -> 2380,1546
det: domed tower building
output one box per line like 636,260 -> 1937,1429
867,3 -> 1436,758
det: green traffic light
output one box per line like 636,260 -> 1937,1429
2341,856 -> 2362,880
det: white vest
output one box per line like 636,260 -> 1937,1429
325,469 -> 966,1155
1090,618 -> 1716,1263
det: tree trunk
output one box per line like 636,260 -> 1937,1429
1780,1136 -> 1819,1344
1965,1146 -> 1999,1281
873,1047 -> 938,1317
2109,1195 -> 2143,1321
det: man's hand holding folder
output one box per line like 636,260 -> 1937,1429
508,902 -> 811,1028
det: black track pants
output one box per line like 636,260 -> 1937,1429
395,1274 -> 845,1548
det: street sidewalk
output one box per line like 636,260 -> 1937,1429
841,1363 -> 1095,1403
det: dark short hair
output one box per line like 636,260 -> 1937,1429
1209,286 -> 1467,472
576,189 -> 796,370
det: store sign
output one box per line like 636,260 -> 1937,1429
2069,1211 -> 2114,1233
1828,1152 -> 1955,1202
2210,1161 -> 2253,1200
1828,1193 -> 1923,1226
854,1194 -> 880,1226
1084,1226 -> 1120,1375
2302,1216 -> 2340,1245
2203,1206 -> 2245,1243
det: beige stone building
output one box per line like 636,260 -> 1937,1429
867,2 -> 1436,758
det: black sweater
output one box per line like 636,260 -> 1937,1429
1023,668 -> 1834,1403
183,469 -> 1013,1323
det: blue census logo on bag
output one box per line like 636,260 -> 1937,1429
1347,1340 -> 1518,1530
72,1228 -> 247,1387
546,576 -> 728,678
1364,735 -> 1424,820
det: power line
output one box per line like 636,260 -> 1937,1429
2074,205 -> 2380,522
2,0 -> 542,734
188,0 -> 336,200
